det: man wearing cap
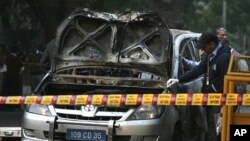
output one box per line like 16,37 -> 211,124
167,33 -> 231,141
182,27 -> 233,70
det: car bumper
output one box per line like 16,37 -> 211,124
22,110 -> 175,141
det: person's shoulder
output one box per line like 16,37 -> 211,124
216,47 -> 231,59
222,46 -> 231,52
218,46 -> 231,55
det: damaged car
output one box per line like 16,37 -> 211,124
21,9 -> 202,141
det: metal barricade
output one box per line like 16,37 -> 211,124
221,55 -> 250,141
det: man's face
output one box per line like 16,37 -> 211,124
201,42 -> 216,54
217,30 -> 227,42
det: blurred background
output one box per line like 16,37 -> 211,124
0,0 -> 250,54
0,0 -> 250,95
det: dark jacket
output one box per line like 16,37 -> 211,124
4,53 -> 22,95
178,46 -> 231,93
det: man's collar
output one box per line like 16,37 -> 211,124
211,42 -> 222,57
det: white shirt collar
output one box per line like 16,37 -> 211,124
211,42 -> 222,57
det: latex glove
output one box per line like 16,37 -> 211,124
166,78 -> 179,88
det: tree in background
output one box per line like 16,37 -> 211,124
0,0 -> 43,50
227,0 -> 250,53
186,0 -> 250,53
1,0 -> 250,53
24,0 -> 194,41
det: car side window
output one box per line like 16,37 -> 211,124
178,37 -> 200,76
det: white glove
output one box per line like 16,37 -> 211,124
166,78 -> 179,88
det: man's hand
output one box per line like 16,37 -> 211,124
166,79 -> 179,88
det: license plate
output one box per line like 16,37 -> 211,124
66,129 -> 106,141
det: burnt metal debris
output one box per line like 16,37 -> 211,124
52,9 -> 172,89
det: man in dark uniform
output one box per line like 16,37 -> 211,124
167,33 -> 231,141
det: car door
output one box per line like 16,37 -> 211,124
178,36 -> 204,93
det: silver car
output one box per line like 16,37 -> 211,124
21,9 -> 202,141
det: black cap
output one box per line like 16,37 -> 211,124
196,33 -> 219,49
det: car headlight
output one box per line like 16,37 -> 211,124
26,105 -> 51,116
127,105 -> 165,120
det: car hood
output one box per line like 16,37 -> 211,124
52,9 -> 172,86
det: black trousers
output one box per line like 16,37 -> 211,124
187,106 -> 221,141
186,106 -> 206,141
205,106 -> 221,141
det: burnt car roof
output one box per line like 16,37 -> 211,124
51,9 -> 172,89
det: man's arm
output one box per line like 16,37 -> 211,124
182,57 -> 200,70
178,55 -> 208,83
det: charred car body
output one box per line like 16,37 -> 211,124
21,9 -> 202,141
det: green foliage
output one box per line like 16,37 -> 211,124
186,0 -> 221,32
82,0 -> 149,12
0,0 -> 38,30
1,0 -> 250,53
185,0 -> 250,53
227,0 -> 250,33
161,0 -> 173,3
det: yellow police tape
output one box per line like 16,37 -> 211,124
0,93 -> 250,106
